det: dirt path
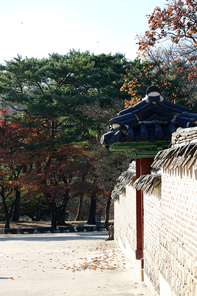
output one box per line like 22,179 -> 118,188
0,232 -> 151,296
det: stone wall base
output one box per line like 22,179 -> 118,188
143,271 -> 178,296
144,272 -> 160,296
115,234 -> 179,296
115,234 -> 143,281
159,273 -> 177,296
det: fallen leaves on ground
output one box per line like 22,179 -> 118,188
67,242 -> 126,272
4,242 -> 128,277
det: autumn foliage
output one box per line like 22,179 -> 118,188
0,52 -> 131,227
121,0 -> 197,108
121,57 -> 189,108
137,0 -> 197,83
121,60 -> 162,107
0,112 -> 102,227
139,1 -> 197,47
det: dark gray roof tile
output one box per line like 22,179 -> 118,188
101,95 -> 197,147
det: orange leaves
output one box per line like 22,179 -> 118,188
121,60 -> 164,107
0,107 -> 8,118
138,0 -> 197,58
125,97 -> 141,108
68,243 -> 126,273
136,1 -> 197,88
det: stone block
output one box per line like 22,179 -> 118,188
193,262 -> 197,279
165,268 -> 170,283
178,248 -> 183,265
174,278 -> 182,294
166,252 -> 171,266
174,261 -> 181,278
183,252 -> 188,269
187,273 -> 192,287
188,257 -> 192,274
190,279 -> 197,295
177,268 -> 182,284
171,275 -> 176,291
181,268 -> 187,286
181,289 -> 187,296
163,249 -> 167,263
170,257 -> 174,271
172,243 -> 178,259
170,241 -> 173,254
155,253 -> 159,267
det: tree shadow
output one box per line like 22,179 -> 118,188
0,231 -> 109,242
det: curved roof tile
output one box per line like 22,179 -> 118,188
101,95 -> 197,147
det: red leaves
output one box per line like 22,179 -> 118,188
136,0 -> 197,86
138,0 -> 197,50
0,113 -> 92,206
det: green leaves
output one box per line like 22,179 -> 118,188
0,51 -> 131,226
0,51 -> 129,145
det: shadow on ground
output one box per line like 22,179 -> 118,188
0,231 -> 109,242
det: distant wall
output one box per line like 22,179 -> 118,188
144,188 -> 161,295
114,185 -> 137,266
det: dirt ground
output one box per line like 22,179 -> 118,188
0,232 -> 151,296
0,220 -> 112,229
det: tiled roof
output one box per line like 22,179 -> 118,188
111,161 -> 161,198
151,143 -> 197,170
151,126 -> 197,170
133,173 -> 161,194
101,95 -> 197,147
152,125 -> 197,171
171,126 -> 197,145
111,162 -> 136,200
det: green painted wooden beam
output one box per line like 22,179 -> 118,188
109,140 -> 170,159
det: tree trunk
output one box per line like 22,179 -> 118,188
75,194 -> 84,221
12,189 -> 20,221
5,216 -> 10,229
51,201 -> 57,230
56,203 -> 68,225
2,196 -> 10,228
87,195 -> 96,224
104,195 -> 111,229
2,188 -> 16,229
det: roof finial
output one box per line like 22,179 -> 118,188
146,85 -> 161,95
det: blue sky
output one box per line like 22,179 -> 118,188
0,0 -> 167,63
